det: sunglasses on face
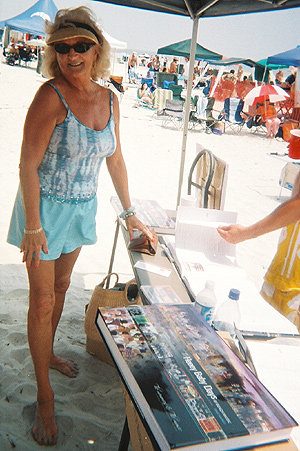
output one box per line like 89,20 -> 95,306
54,42 -> 96,54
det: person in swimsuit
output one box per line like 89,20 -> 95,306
7,6 -> 152,446
138,82 -> 152,105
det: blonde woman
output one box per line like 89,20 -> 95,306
7,6 -> 152,446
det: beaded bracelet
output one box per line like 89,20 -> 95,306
122,211 -> 136,219
24,227 -> 43,235
119,206 -> 136,219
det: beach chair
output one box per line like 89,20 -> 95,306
135,88 -> 154,109
141,77 -> 154,90
189,96 -> 218,132
156,72 -> 178,88
220,98 -> 245,134
246,114 -> 267,135
152,88 -> 173,114
168,84 -> 183,100
278,162 -> 300,200
277,107 -> 300,141
109,75 -> 125,101
187,144 -> 228,209
162,99 -> 185,129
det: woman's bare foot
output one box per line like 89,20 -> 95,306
32,398 -> 58,446
50,355 -> 78,378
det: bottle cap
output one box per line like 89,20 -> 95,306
228,288 -> 240,300
205,280 -> 215,290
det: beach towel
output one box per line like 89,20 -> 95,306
260,221 -> 300,329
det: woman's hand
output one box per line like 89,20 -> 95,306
20,230 -> 48,268
125,215 -> 154,242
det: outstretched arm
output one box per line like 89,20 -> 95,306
218,171 -> 300,244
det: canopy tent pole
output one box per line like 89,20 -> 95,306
176,15 -> 199,207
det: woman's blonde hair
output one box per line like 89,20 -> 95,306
42,6 -> 111,81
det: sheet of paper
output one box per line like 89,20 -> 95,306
134,261 -> 171,277
175,206 -> 237,257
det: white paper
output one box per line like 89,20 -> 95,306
175,206 -> 237,257
134,261 -> 171,277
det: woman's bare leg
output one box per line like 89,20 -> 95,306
49,248 -> 81,377
27,260 -> 57,446
27,248 -> 81,445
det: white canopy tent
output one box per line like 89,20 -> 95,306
103,30 -> 127,75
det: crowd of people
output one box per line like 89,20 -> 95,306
3,39 -> 37,65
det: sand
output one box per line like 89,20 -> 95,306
0,59 -> 299,450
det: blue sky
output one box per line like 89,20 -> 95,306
1,0 -> 300,60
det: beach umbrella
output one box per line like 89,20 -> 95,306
244,84 -> 290,106
26,39 -> 46,47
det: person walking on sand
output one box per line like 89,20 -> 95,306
7,6 -> 153,446
217,170 -> 300,330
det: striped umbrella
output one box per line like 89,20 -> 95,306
244,84 -> 290,106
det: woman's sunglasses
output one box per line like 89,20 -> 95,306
54,42 -> 96,55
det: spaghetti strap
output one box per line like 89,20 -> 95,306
110,90 -> 114,112
47,82 -> 69,110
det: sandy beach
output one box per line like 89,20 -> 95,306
0,60 -> 300,450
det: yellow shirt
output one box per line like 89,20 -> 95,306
264,221 -> 300,291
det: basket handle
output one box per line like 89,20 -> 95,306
99,273 -> 119,289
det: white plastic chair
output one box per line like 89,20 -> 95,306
278,162 -> 300,200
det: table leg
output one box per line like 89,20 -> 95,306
118,417 -> 130,451
106,219 -> 120,288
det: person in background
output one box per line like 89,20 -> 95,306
151,55 -> 160,72
203,68 -> 213,96
138,82 -> 153,105
7,6 -> 152,446
182,56 -> 190,86
128,51 -> 138,73
163,56 -> 169,71
282,67 -> 297,91
128,51 -> 138,83
237,65 -> 244,81
169,56 -> 178,73
217,171 -> 300,331
275,70 -> 284,86
256,99 -> 280,138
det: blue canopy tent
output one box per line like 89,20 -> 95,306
0,0 -> 57,37
267,45 -> 300,66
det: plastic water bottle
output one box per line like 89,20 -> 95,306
213,288 -> 241,338
194,280 -> 217,325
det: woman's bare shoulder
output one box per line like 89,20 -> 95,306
32,79 -> 63,106
27,79 -> 66,122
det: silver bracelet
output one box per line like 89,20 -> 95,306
123,211 -> 136,219
119,206 -> 136,219
24,227 -> 43,235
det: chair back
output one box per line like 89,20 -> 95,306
169,84 -> 183,100
188,144 -> 228,210
156,72 -> 178,88
196,96 -> 209,118
165,99 -> 184,113
278,162 -> 300,199
142,78 -> 154,89
224,98 -> 244,123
